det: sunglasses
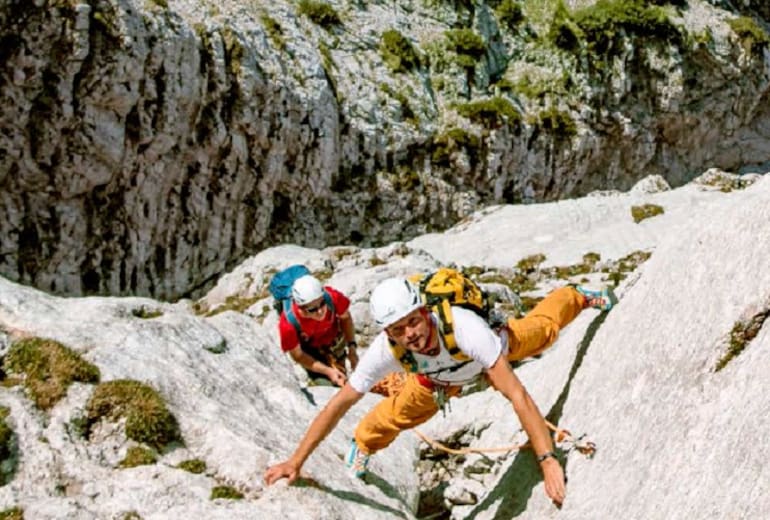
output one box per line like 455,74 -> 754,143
301,300 -> 327,314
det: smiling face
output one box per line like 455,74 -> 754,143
385,308 -> 439,355
296,296 -> 328,321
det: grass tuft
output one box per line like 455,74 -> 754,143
120,446 -> 157,468
3,338 -> 100,410
177,458 -> 207,474
210,485 -> 244,500
298,0 -> 341,28
630,203 -> 664,223
85,379 -> 182,450
715,310 -> 769,371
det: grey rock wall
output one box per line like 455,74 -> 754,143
1,0 -> 769,299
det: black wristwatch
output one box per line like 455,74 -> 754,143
347,340 -> 357,349
536,451 -> 557,463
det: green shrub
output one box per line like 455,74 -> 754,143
445,28 -> 486,67
387,167 -> 421,191
177,458 -> 207,474
0,407 -> 12,464
616,250 -> 652,271
431,128 -> 481,166
210,485 -> 244,500
261,14 -> 286,50
369,256 -> 387,266
380,29 -> 420,73
4,338 -> 100,410
519,295 -> 543,313
85,379 -> 182,450
298,0 -> 341,28
516,253 -> 546,272
506,73 -> 568,100
648,0 -> 687,6
715,310 -> 769,371
496,0 -> 524,31
630,203 -> 664,223
205,294 -> 261,317
570,0 -> 681,56
455,97 -> 521,126
120,446 -> 157,468
131,307 -> 163,319
537,107 -> 577,140
0,507 -> 23,520
380,84 -> 418,124
548,0 -> 583,52
222,27 -> 245,75
727,16 -> 769,53
583,252 -> 601,265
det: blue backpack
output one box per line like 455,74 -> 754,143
268,264 -> 336,344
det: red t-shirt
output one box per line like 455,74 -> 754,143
279,286 -> 350,352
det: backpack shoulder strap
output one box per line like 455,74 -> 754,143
431,300 -> 470,362
283,301 -> 305,345
388,339 -> 419,372
322,289 -> 335,315
415,271 -> 471,363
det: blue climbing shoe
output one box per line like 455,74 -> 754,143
575,285 -> 618,311
345,439 -> 370,479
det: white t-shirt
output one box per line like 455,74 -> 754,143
349,307 -> 504,393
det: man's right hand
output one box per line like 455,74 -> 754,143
326,367 -> 347,386
264,460 -> 300,486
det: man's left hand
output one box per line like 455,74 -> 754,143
541,457 -> 566,506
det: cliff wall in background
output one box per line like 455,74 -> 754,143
1,0 -> 769,298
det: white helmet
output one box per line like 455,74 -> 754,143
370,277 -> 422,328
291,275 -> 324,305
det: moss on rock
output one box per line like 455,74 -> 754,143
3,338 -> 100,410
85,379 -> 182,450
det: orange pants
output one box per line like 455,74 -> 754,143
353,286 -> 586,454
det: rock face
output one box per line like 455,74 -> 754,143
0,173 -> 767,518
1,0 -> 769,299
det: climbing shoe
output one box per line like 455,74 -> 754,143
345,439 -> 370,479
575,285 -> 618,311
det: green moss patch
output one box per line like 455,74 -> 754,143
715,309 -> 769,372
496,0 -> 525,31
298,0 -> 341,28
131,307 -> 163,319
380,30 -> 420,73
205,294 -> 262,317
445,28 -> 486,67
0,507 -> 23,520
177,458 -> 207,474
727,16 -> 769,54
85,379 -> 182,450
631,203 -> 664,223
120,446 -> 157,468
601,249 -> 652,284
0,406 -> 13,466
3,338 -> 100,410
261,14 -> 286,51
210,485 -> 244,500
455,97 -> 521,126
537,107 -> 577,140
550,0 -> 681,57
431,128 -> 481,166
516,253 -> 547,273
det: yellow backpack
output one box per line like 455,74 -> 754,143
389,268 -> 489,372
